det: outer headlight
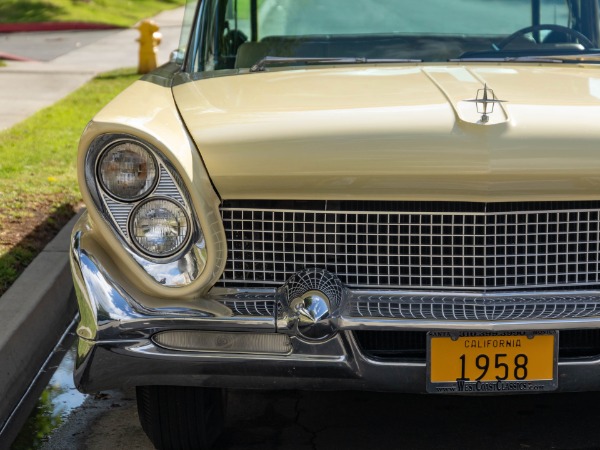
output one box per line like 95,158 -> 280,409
130,198 -> 190,257
98,141 -> 157,201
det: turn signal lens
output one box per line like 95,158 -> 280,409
153,331 -> 292,354
130,198 -> 190,257
99,142 -> 157,201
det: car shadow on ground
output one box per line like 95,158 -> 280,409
218,389 -> 600,450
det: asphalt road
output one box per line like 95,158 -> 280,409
42,387 -> 600,449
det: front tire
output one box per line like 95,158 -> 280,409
136,385 -> 226,450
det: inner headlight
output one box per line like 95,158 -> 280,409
98,141 -> 157,201
130,198 -> 190,257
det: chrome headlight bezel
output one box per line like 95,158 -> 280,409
84,134 -> 207,285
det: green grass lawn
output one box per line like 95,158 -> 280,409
0,0 -> 186,27
0,68 -> 140,296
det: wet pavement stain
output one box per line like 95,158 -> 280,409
11,347 -> 86,449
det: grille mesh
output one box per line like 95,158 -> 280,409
221,300 -> 275,317
218,202 -> 600,291
349,295 -> 600,321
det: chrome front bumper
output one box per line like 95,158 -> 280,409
71,215 -> 600,393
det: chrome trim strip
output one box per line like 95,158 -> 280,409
336,316 -> 600,331
89,339 -> 347,363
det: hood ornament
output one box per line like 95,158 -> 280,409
465,84 -> 506,124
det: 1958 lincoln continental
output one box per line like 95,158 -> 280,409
70,0 -> 600,447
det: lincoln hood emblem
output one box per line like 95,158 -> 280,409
465,84 -> 507,124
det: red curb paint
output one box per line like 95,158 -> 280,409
0,22 -> 123,33
0,51 -> 32,62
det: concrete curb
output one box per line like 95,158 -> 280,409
0,213 -> 80,447
0,22 -> 122,33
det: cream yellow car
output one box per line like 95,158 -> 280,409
70,0 -> 600,448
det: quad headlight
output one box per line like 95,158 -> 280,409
86,135 -> 207,285
130,198 -> 190,257
98,141 -> 158,201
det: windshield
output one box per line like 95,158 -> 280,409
188,0 -> 600,72
174,0 -> 200,64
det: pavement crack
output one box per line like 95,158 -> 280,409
293,393 -> 326,450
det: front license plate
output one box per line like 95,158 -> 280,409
427,331 -> 558,394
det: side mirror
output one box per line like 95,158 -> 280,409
170,49 -> 185,64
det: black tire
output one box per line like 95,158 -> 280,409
136,385 -> 226,450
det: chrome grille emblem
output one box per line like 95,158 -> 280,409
465,84 -> 507,123
277,268 -> 344,340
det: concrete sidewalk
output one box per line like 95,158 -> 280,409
0,6 -> 184,131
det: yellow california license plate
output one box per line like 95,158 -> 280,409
427,331 -> 558,394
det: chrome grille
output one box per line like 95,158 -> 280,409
221,300 -> 276,317
218,201 -> 600,291
154,166 -> 186,204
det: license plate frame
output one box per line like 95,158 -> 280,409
426,330 -> 558,394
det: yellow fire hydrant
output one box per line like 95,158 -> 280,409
137,20 -> 162,74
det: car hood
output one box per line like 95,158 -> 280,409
172,64 -> 600,201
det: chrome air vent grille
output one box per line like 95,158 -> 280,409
221,300 -> 276,317
217,201 -> 600,291
348,294 -> 600,321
